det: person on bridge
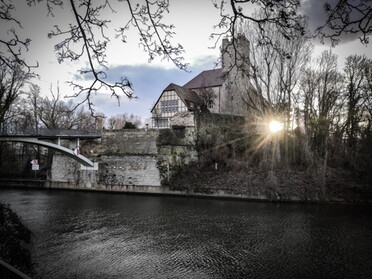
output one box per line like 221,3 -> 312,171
73,148 -> 80,156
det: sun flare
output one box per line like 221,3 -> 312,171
269,121 -> 284,133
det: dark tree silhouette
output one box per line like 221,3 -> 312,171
316,0 -> 372,45
0,0 -> 37,71
212,0 -> 305,44
0,63 -> 32,131
211,0 -> 306,70
1,0 -> 187,112
0,0 -> 370,113
44,0 -> 187,111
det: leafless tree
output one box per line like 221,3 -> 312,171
1,0 -> 186,112
74,109 -> 105,130
212,0 -> 305,45
27,84 -> 42,132
277,25 -> 312,123
198,87 -> 217,110
242,15 -> 312,119
300,50 -> 343,158
107,114 -> 126,130
212,0 -> 307,74
41,0 -> 186,111
0,0 -> 38,72
247,20 -> 279,107
106,113 -> 141,129
213,0 -> 371,50
342,55 -> 371,164
316,0 -> 372,45
37,83 -> 75,129
1,0 -> 370,119
0,63 -> 32,131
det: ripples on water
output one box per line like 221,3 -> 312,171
1,188 -> 372,278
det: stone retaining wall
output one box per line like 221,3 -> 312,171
49,113 -> 246,190
50,129 -> 161,188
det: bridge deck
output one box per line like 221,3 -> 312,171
0,129 -> 100,167
0,129 -> 101,140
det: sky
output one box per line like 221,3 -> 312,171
2,0 -> 371,124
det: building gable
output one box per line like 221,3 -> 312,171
150,83 -> 206,113
151,35 -> 265,128
172,84 -> 205,110
150,83 -> 177,113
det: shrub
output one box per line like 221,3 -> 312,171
123,121 -> 136,129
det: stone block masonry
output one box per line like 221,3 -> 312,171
98,155 -> 160,187
48,113 -> 246,191
50,154 -> 79,184
50,130 -> 162,189
86,130 -> 158,157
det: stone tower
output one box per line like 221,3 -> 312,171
220,35 -> 252,116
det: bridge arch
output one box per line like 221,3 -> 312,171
0,137 -> 95,167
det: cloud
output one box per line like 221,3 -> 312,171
300,0 -> 368,45
300,0 -> 329,31
83,55 -> 219,119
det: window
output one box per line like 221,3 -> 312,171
153,118 -> 169,128
161,100 -> 178,113
207,100 -> 214,109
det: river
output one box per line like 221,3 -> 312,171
1,188 -> 371,278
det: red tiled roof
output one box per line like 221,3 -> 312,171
183,68 -> 225,89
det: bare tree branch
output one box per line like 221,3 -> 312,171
46,0 -> 134,113
316,0 -> 372,45
118,0 -> 188,70
44,0 -> 188,113
0,1 -> 38,72
211,0 -> 305,48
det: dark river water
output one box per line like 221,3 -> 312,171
1,188 -> 372,279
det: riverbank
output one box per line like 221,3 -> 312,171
0,179 -> 46,188
1,162 -> 371,204
0,202 -> 34,277
1,170 -> 371,205
167,164 -> 372,203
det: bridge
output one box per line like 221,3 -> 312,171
0,129 -> 101,167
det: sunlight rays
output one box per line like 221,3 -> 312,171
269,121 -> 284,133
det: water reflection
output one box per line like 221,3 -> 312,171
0,189 -> 371,278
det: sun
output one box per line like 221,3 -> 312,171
269,120 -> 284,133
